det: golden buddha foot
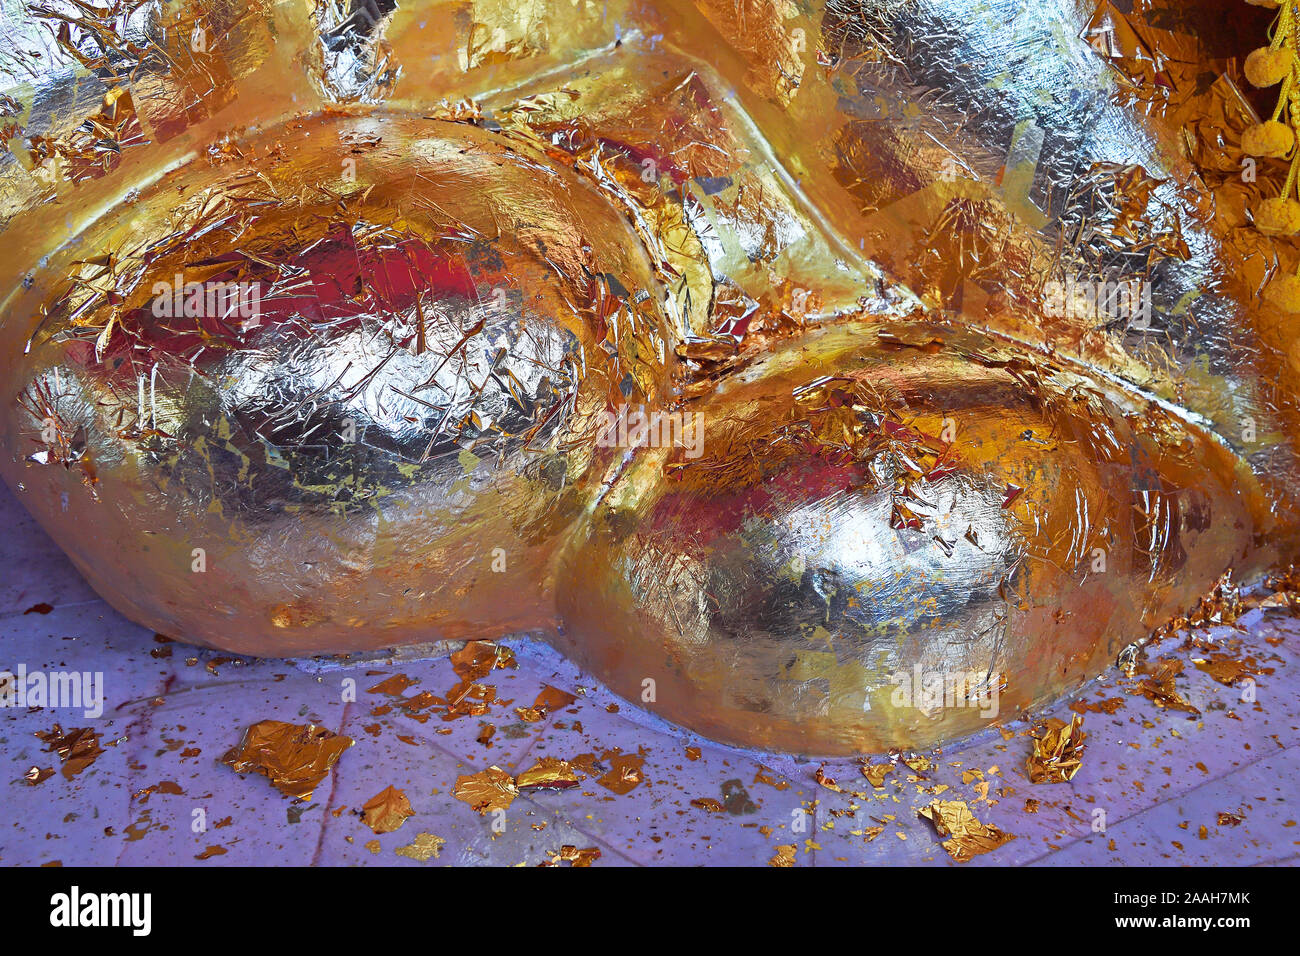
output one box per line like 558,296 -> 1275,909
0,0 -> 1295,753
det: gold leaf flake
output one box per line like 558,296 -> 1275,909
541,845 -> 601,867
768,844 -> 797,867
861,762 -> 893,788
917,799 -> 1015,862
361,785 -> 414,834
515,683 -> 578,722
36,725 -> 105,780
1027,714 -> 1087,784
902,753 -> 932,774
453,766 -> 519,813
221,720 -> 353,800
396,832 -> 446,861
596,752 -> 645,795
1133,659 -> 1201,715
450,641 -> 516,681
516,756 -> 579,791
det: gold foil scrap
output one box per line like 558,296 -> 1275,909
541,845 -> 602,867
1133,659 -> 1202,715
450,641 -> 517,681
1152,571 -> 1244,643
861,762 -> 894,788
515,683 -> 578,723
133,780 -> 184,804
22,766 -> 54,786
1071,696 -> 1126,715
1027,714 -> 1087,784
816,763 -> 869,799
596,751 -> 646,795
1192,654 -> 1270,685
443,681 -> 497,721
453,766 -> 519,814
1255,566 -> 1300,613
851,826 -> 885,842
768,845 -> 797,867
361,785 -> 415,834
754,766 -> 791,790
220,720 -> 354,800
24,87 -> 146,185
1255,592 -> 1300,612
367,674 -> 418,697
396,833 -> 447,862
901,753 -> 932,775
516,757 -> 580,791
36,725 -> 105,780
917,800 -> 1015,863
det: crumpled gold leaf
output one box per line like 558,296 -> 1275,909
816,763 -> 869,798
1256,591 -> 1299,611
221,720 -> 354,800
902,753 -> 932,774
1192,653 -> 1269,686
1027,713 -> 1087,784
25,87 -> 146,185
450,641 -> 517,681
516,756 -> 579,791
1133,658 -> 1201,715
443,680 -> 497,721
918,800 -> 1015,862
361,785 -> 414,833
396,832 -> 446,861
438,642 -> 517,721
538,842 -> 598,868
768,844 -> 797,867
367,674 -> 417,696
541,845 -> 601,867
515,683 -> 578,723
36,725 -> 105,779
754,766 -> 790,790
22,766 -> 54,786
453,765 -> 519,813
596,751 -> 645,795
861,762 -> 893,788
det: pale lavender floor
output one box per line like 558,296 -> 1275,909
1,477 -> 1296,866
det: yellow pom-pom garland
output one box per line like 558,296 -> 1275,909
1243,119 -> 1296,156
1244,2 -> 1300,310
1246,46 -> 1294,86
1265,273 -> 1300,312
1256,196 -> 1300,234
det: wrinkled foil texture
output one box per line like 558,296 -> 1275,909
0,0 -> 1296,754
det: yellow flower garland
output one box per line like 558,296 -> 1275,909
1243,1 -> 1300,309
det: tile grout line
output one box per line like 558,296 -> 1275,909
1013,742 -> 1296,866
309,699 -> 352,866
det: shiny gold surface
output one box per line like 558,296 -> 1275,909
1,0 -> 1297,754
